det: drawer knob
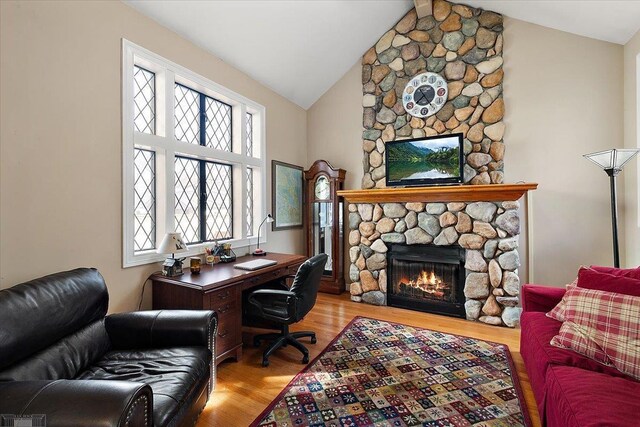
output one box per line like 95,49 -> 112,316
218,304 -> 230,314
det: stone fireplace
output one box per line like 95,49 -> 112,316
341,191 -> 533,328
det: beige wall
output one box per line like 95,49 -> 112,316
307,17 -> 626,287
0,1 -> 307,313
307,65 -> 363,190
623,30 -> 640,267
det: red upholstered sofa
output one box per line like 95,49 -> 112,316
520,284 -> 640,427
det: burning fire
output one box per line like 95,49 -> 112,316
398,270 -> 450,298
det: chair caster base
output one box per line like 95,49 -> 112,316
262,359 -> 269,367
310,336 -> 317,344
302,355 -> 309,364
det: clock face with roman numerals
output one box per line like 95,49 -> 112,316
402,72 -> 448,118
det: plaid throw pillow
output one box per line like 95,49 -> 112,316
546,266 -> 640,322
546,277 -> 578,322
550,286 -> 640,380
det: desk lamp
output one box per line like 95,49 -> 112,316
253,214 -> 274,256
158,232 -> 189,276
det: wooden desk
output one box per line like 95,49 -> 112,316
151,253 -> 306,365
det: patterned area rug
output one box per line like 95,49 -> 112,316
251,316 -> 531,427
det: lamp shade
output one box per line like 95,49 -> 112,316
266,214 -> 275,223
584,148 -> 640,171
157,232 -> 189,255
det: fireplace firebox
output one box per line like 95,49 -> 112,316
387,244 -> 466,318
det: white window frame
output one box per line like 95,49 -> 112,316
122,39 -> 266,267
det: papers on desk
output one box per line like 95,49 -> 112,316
234,259 -> 278,271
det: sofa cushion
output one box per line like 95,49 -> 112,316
521,312 -> 627,379
591,265 -> 640,280
76,347 -> 210,427
551,287 -> 640,380
0,320 -> 111,381
580,267 -> 640,295
520,311 -> 628,417
544,365 -> 640,427
0,268 -> 108,369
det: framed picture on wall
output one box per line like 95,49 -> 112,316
272,160 -> 304,230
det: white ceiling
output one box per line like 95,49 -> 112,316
124,0 -> 414,109
124,0 -> 640,110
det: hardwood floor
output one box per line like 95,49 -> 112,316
197,293 -> 541,427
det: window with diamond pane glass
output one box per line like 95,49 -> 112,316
125,44 -> 266,267
205,97 -> 232,151
245,113 -> 253,156
174,157 -> 201,244
133,149 -> 156,251
246,167 -> 254,236
174,84 -> 201,145
205,162 -> 233,240
133,66 -> 155,134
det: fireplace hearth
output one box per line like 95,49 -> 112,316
387,244 -> 466,318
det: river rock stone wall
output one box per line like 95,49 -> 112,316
362,0 -> 505,189
348,200 -> 523,327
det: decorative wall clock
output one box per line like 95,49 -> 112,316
402,72 -> 448,118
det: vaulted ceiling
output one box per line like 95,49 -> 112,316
124,1 -> 640,110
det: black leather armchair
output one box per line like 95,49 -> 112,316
247,254 -> 328,367
0,268 -> 217,427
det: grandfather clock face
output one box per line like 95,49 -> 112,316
314,176 -> 330,200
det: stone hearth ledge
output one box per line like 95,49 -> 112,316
342,185 -> 536,328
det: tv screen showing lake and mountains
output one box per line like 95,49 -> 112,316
387,136 -> 461,183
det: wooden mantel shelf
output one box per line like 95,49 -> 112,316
337,183 -> 538,203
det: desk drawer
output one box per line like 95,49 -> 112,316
208,287 -> 241,356
215,310 -> 241,355
250,267 -> 287,287
209,287 -> 236,304
209,288 -> 238,314
212,300 -> 236,316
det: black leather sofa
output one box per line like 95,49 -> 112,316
0,268 -> 217,427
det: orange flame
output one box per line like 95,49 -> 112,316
398,270 -> 450,297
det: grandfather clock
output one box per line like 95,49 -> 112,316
304,160 -> 346,294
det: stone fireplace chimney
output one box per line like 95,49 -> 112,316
340,0 -> 537,327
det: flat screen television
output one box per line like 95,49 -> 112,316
385,133 -> 464,187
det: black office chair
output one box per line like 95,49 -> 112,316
247,253 -> 328,367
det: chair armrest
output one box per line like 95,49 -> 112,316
522,284 -> 566,313
105,310 -> 217,350
248,289 -> 296,322
0,380 -> 152,427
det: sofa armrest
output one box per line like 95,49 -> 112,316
105,310 -> 217,350
522,284 -> 566,313
0,380 -> 152,427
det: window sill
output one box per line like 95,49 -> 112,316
124,237 -> 265,268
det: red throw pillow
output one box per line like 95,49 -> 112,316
579,267 -> 640,296
547,267 -> 640,322
591,265 -> 640,280
550,286 -> 640,381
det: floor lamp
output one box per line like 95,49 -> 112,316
584,148 -> 640,268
